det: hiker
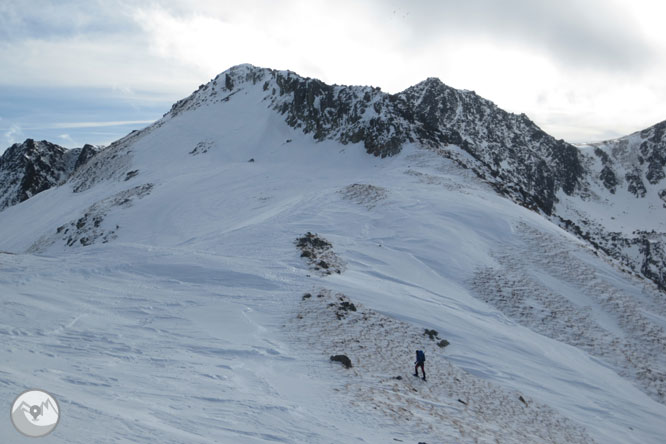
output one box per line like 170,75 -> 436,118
414,349 -> 426,380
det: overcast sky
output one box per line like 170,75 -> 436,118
2,0 -> 665,150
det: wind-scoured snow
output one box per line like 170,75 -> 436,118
1,65 -> 665,443
291,289 -> 594,443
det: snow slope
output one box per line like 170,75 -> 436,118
1,67 -> 665,443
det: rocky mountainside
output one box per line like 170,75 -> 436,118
585,120 -> 666,199
168,65 -> 584,216
557,121 -> 666,291
398,78 -> 584,216
0,139 -> 97,211
164,64 -> 664,291
3,65 -> 664,290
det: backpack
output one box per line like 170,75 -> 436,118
416,350 -> 425,363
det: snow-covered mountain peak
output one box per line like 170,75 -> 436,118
0,139 -> 97,211
5,65 -> 662,292
161,65 -> 587,218
164,63 -> 411,158
5,138 -> 67,158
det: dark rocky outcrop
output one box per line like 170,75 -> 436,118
74,144 -> 99,171
330,354 -> 353,369
626,170 -> 648,198
296,232 -> 345,275
599,165 -> 618,193
0,139 -> 97,211
554,217 -> 666,292
641,120 -> 666,184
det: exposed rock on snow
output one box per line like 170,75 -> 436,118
70,128 -> 153,193
28,184 -> 153,252
292,289 -> 595,444
296,232 -> 345,275
189,140 -> 214,156
74,144 -> 99,171
399,77 -> 584,216
330,354 -> 353,369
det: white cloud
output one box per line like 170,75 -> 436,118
58,133 -> 74,145
124,1 -> 666,141
4,123 -> 24,146
1,120 -> 157,131
1,0 -> 666,143
0,35 -> 203,94
371,0 -> 655,71
129,2 -> 405,88
50,120 -> 156,129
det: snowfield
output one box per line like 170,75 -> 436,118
1,71 -> 665,443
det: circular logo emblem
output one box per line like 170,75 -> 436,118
10,389 -> 60,438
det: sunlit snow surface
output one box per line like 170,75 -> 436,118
1,84 -> 665,443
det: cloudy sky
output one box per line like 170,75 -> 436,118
1,0 -> 665,150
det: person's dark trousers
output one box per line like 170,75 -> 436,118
414,362 -> 425,379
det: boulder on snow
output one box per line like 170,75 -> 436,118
424,328 -> 439,340
330,354 -> 352,369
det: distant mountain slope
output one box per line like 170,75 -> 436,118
167,65 -> 585,217
556,121 -> 666,291
165,64 -> 664,290
0,139 -> 97,211
2,65 -> 664,290
589,120 -> 666,195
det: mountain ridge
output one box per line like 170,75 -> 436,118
1,64 -> 664,290
155,64 -> 666,290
